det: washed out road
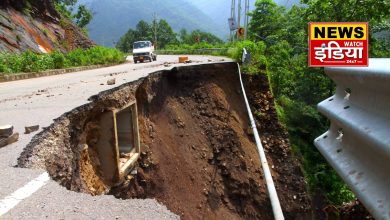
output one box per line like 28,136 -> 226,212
0,55 -> 230,219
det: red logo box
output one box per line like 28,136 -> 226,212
308,22 -> 369,67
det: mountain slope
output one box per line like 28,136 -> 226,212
190,0 -> 300,35
0,0 -> 93,53
190,0 -> 255,35
80,0 -> 227,47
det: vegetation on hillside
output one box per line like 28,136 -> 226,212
76,0 -> 227,47
54,0 -> 93,30
244,0 -> 390,205
0,0 -> 125,75
116,20 -> 223,52
0,47 -> 124,74
2,0 -> 389,210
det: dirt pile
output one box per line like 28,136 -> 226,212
18,63 -> 311,219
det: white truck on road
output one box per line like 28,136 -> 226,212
132,41 -> 157,63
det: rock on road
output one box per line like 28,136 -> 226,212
0,55 -> 231,219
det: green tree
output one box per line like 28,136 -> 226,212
303,0 -> 390,22
246,0 -> 390,206
116,29 -> 138,52
116,20 -> 223,51
303,0 -> 390,57
54,0 -> 93,30
248,0 -> 284,44
179,29 -> 223,45
136,20 -> 152,40
54,0 -> 77,6
74,5 -> 92,28
156,19 -> 177,49
248,0 -> 372,205
178,28 -> 189,43
116,20 -> 153,52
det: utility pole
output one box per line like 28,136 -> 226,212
237,0 -> 241,31
244,0 -> 249,40
230,0 -> 236,42
153,12 -> 158,50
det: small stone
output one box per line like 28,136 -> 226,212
0,133 -> 19,148
246,127 -> 253,136
25,125 -> 39,134
0,125 -> 13,138
107,78 -> 116,85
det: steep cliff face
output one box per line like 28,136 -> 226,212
0,0 -> 93,53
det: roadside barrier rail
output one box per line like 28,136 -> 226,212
237,62 -> 284,220
314,58 -> 390,220
156,48 -> 229,55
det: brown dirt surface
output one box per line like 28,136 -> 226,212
242,74 -> 313,219
63,19 -> 94,51
110,65 -> 312,219
18,63 -> 312,219
339,200 -> 374,220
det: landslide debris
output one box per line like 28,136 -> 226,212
0,124 -> 19,148
18,63 -> 312,219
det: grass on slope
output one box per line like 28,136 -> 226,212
0,46 -> 125,74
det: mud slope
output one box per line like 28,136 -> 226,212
18,63 -> 311,219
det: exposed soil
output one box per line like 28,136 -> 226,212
0,2 -> 93,53
18,63 -> 312,219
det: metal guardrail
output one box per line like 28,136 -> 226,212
237,60 -> 284,220
156,48 -> 230,55
314,58 -> 390,220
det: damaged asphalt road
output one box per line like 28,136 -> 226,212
0,55 -> 230,219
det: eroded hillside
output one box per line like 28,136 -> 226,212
0,0 -> 93,53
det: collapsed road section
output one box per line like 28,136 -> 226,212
18,62 -> 312,219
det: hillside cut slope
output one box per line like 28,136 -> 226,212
0,0 -> 93,53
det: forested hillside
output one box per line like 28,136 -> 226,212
78,0 -> 227,47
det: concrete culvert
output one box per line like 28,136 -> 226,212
18,63 -> 312,219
